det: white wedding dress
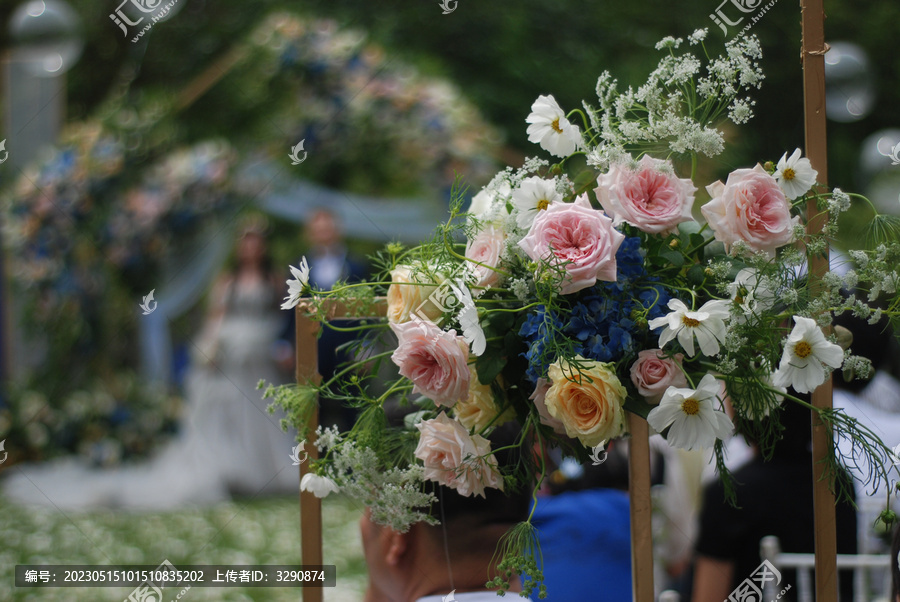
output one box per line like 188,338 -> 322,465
2,281 -> 299,511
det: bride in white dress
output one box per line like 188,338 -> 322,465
2,226 -> 298,510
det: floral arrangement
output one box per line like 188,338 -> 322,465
242,12 -> 500,196
1,373 -> 180,466
1,8 -> 507,463
270,30 -> 900,598
0,124 -> 237,460
3,129 -> 238,330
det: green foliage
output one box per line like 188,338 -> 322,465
260,381 -> 319,441
487,521 -> 547,599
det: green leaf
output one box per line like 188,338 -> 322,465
687,264 -> 706,286
660,250 -> 685,267
503,329 -> 521,355
678,221 -> 702,236
572,168 -> 597,193
477,351 -> 507,385
485,311 -> 515,334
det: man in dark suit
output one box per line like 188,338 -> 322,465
279,207 -> 368,429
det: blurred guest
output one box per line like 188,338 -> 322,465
304,207 -> 368,290
527,441 -> 633,600
691,400 -> 857,601
2,218 -> 298,509
360,422 -> 531,602
279,207 -> 367,428
833,307 -> 900,596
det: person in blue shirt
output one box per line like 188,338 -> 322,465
529,442 -> 633,600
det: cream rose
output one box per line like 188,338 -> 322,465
629,350 -> 687,404
386,265 -> 442,324
454,368 -> 514,432
414,412 -> 504,498
545,356 -> 627,447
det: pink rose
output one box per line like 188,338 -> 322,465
414,412 -> 504,498
518,194 -> 625,295
630,349 -> 688,404
466,223 -> 505,288
701,164 -> 798,256
529,378 -> 566,434
595,155 -> 696,235
390,319 -> 470,407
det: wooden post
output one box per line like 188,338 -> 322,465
295,298 -> 387,601
627,413 -> 654,602
296,302 -> 323,602
801,1 -> 838,600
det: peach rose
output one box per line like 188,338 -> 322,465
454,368 -> 514,432
545,356 -> 627,447
629,349 -> 687,404
701,164 -> 798,256
465,223 -> 505,288
414,412 -> 504,498
390,319 -> 470,407
518,194 -> 625,295
595,155 -> 696,235
529,378 -> 566,435
386,265 -> 442,324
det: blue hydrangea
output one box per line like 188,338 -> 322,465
519,305 -> 565,383
519,236 -> 671,381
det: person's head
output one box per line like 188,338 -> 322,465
734,394 -> 813,461
545,440 -> 630,495
230,215 -> 272,274
360,422 -> 530,602
305,207 -> 343,250
237,230 -> 267,265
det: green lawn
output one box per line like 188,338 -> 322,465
1,493 -> 369,601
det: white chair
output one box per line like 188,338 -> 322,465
759,535 -> 892,602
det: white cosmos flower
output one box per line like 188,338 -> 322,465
727,268 -> 775,317
774,148 -> 818,200
648,298 -> 731,357
526,94 -> 582,158
281,256 -> 310,310
647,373 -> 733,451
300,473 -> 339,498
511,176 -> 562,230
772,315 -> 844,394
450,280 -> 486,356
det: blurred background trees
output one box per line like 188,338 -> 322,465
2,0 -> 898,185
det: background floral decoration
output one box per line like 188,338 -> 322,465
0,10 -> 500,464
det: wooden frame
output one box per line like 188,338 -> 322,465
295,6 -> 836,597
294,298 -> 656,600
801,1 -> 838,600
